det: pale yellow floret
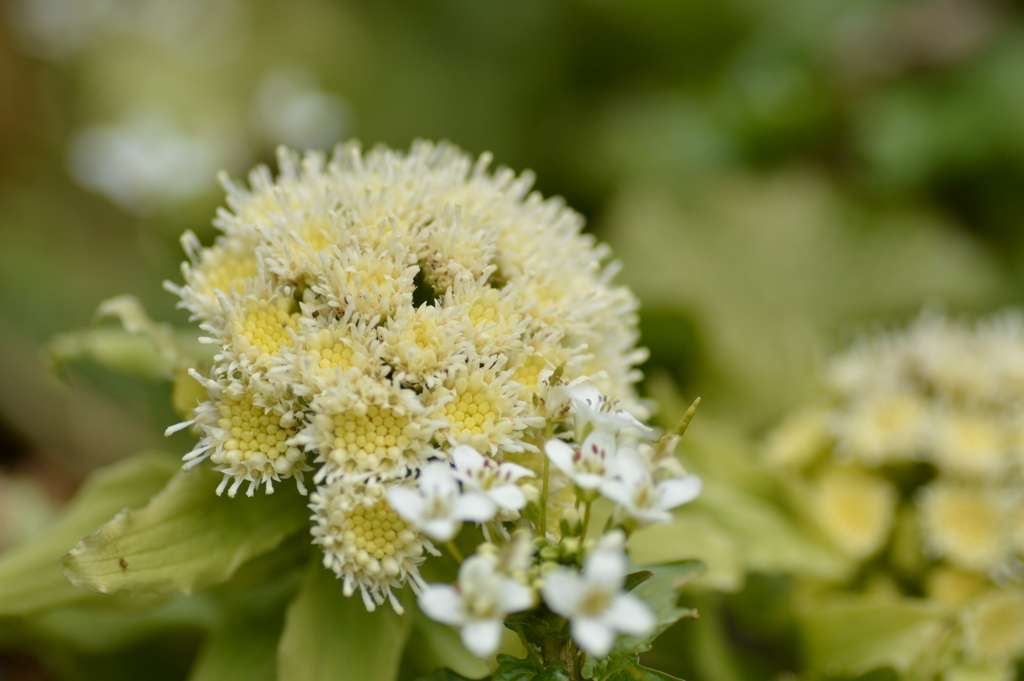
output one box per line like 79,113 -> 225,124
310,479 -> 433,611
962,589 -> 1024,661
431,362 -> 535,455
300,375 -> 437,481
835,391 -> 926,465
378,303 -> 465,387
919,483 -> 1006,573
810,466 -> 896,559
763,409 -> 831,468
314,241 -> 417,322
230,296 -> 300,360
184,375 -> 309,497
931,412 -> 1009,479
196,243 -> 258,300
326,406 -> 413,474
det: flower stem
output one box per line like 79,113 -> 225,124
579,500 -> 592,545
540,423 -> 553,537
445,541 -> 464,564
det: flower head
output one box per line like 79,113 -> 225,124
310,478 -> 437,613
600,448 -> 702,525
545,430 -> 619,492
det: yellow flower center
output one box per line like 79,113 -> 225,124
234,298 -> 300,357
343,500 -> 410,561
202,249 -> 257,297
314,342 -> 355,371
330,405 -> 412,470
444,390 -> 497,438
215,393 -> 296,464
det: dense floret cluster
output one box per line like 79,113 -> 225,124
166,141 -> 648,609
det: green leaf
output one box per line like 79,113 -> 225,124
418,670 -> 484,681
624,571 -> 654,592
61,466 -> 308,595
799,595 -> 957,678
0,452 -> 179,617
13,594 -> 218,653
405,608 -> 491,680
187,604 -> 284,681
493,655 -> 570,681
610,560 -> 702,659
277,560 -> 413,681
603,656 -> 683,681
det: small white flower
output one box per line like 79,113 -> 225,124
387,463 -> 496,541
541,530 -> 655,657
567,380 -> 649,440
419,553 -> 535,658
452,445 -> 535,512
601,449 -> 702,524
545,430 -> 618,491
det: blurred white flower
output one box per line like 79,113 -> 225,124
541,530 -> 655,657
254,67 -> 350,151
419,552 -> 535,658
67,109 -> 225,214
387,462 -> 496,541
601,448 -> 701,524
451,445 -> 534,513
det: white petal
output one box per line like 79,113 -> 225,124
420,462 -> 459,495
418,585 -> 467,626
386,486 -> 425,523
461,619 -> 504,658
657,475 -> 702,510
452,445 -> 486,475
605,593 -> 655,636
571,617 -> 616,658
499,461 -> 535,482
599,480 -> 632,507
422,517 -> 459,542
487,484 -> 526,511
453,493 -> 497,523
498,580 -> 535,615
544,439 -> 576,475
541,569 -> 584,617
584,540 -> 627,589
610,449 -> 650,485
574,472 -> 606,490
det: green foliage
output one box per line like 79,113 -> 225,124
0,452 -> 179,617
277,560 -> 413,681
602,657 -> 684,681
613,561 -> 702,658
492,654 -> 571,681
61,466 -> 308,595
629,480 -> 848,592
405,608 -> 491,680
799,596 -> 958,680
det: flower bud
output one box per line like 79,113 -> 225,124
559,507 -> 583,537
559,536 -> 581,563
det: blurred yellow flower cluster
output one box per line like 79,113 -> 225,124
766,311 -> 1024,668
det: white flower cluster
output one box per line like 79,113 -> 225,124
410,378 -> 702,658
765,310 -> 1024,666
165,141 -> 650,612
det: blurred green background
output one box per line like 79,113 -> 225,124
1,0 -> 1023,677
